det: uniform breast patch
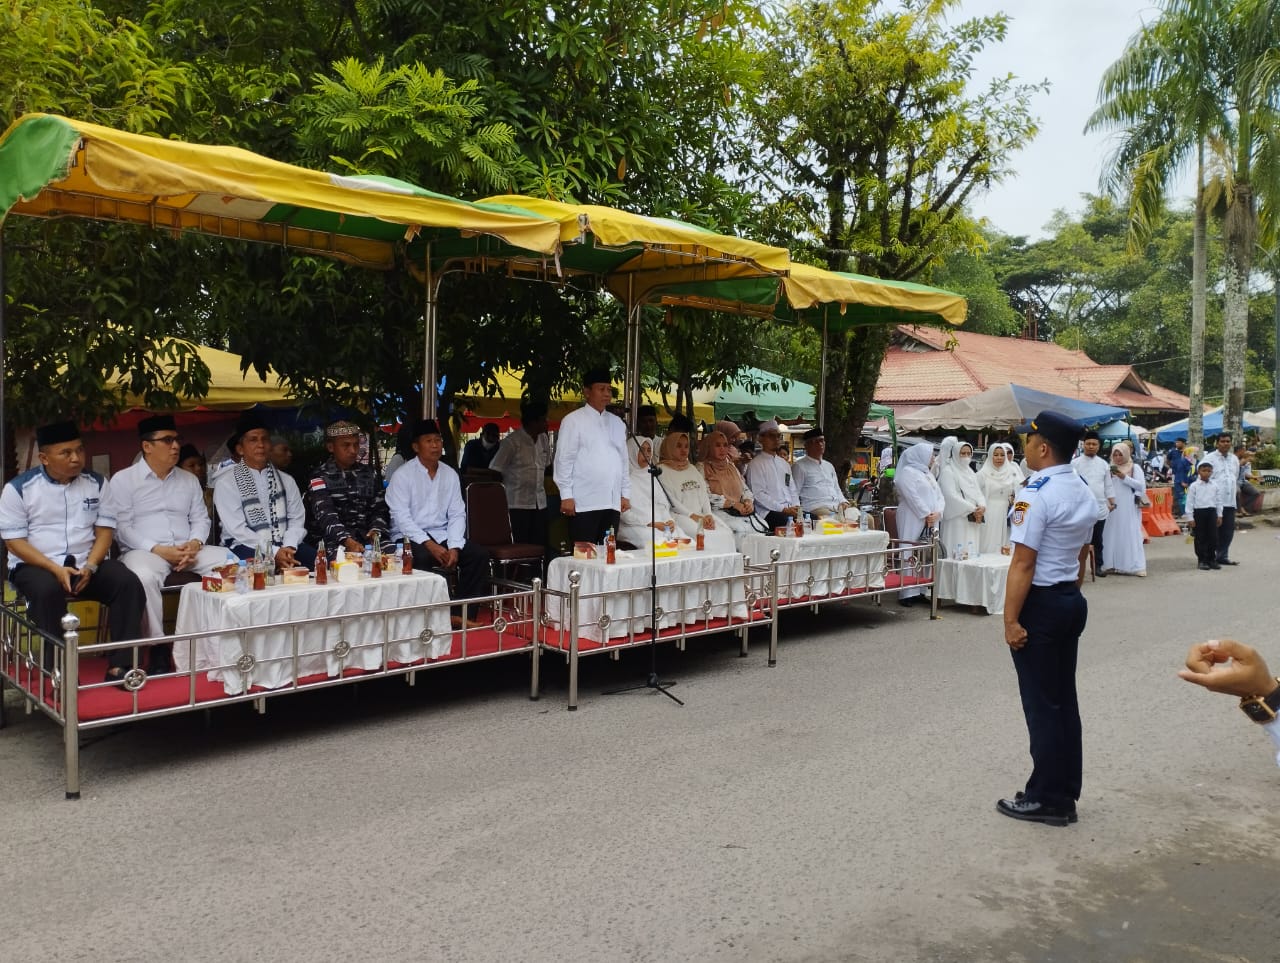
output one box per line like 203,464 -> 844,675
1011,501 -> 1030,525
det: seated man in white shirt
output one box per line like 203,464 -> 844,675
103,414 -> 227,639
488,401 -> 551,551
386,418 -> 490,622
743,419 -> 800,531
213,412 -> 315,571
0,421 -> 146,681
791,426 -> 850,519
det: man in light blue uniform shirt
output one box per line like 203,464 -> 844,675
998,410 -> 1098,827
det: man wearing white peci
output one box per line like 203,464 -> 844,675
103,414 -> 228,637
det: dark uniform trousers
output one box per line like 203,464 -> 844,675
1010,581 -> 1088,809
1089,518 -> 1105,570
12,559 -> 145,671
408,540 -> 491,618
1216,506 -> 1236,563
568,509 -> 619,546
1191,508 -> 1219,564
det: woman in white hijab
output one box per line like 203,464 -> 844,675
658,431 -> 736,552
618,437 -> 677,548
937,436 -> 986,557
1101,442 -> 1147,575
894,442 -> 945,606
976,442 -> 1021,554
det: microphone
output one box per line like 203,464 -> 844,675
647,464 -> 663,476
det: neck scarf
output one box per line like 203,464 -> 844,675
659,431 -> 691,470
699,431 -> 745,502
233,461 -> 286,545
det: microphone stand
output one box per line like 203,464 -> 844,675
604,457 -> 683,705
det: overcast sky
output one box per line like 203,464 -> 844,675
954,0 -> 1190,240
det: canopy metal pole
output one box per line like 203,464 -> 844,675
625,274 -> 641,429
422,244 -> 436,419
817,314 -> 828,427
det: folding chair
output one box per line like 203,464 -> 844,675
465,482 -> 545,582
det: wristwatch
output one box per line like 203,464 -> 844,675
1239,680 -> 1280,723
83,561 -> 99,575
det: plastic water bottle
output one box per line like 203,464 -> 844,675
362,543 -> 373,577
967,540 -> 975,560
236,559 -> 249,594
955,543 -> 963,561
860,510 -> 871,531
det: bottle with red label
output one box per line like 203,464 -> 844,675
695,517 -> 705,551
402,540 -> 414,575
605,528 -> 617,564
315,550 -> 328,585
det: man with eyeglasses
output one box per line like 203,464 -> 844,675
103,414 -> 227,640
0,420 -> 146,681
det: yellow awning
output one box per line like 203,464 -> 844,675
458,368 -> 714,425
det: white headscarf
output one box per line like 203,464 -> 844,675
894,443 -> 945,520
1110,442 -> 1135,476
897,442 -> 935,477
978,442 -> 1021,488
939,435 -> 984,503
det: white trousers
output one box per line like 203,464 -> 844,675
121,546 -> 228,637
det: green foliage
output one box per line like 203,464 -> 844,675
740,0 -> 1042,459
928,245 -> 1021,336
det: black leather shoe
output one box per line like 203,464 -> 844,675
898,596 -> 921,607
1209,562 -> 1221,570
1198,562 -> 1211,571
1095,569 -> 1106,577
996,796 -> 1077,826
1219,559 -> 1239,566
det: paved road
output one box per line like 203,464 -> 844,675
2,526 -> 1277,962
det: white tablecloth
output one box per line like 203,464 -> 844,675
174,571 -> 452,694
546,549 -> 747,642
935,553 -> 1011,615
740,529 -> 889,598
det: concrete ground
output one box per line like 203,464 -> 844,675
2,523 -> 1277,962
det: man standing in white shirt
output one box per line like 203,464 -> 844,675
490,401 -> 551,550
553,367 -> 630,544
1069,430 -> 1115,577
744,419 -> 800,529
791,426 -> 850,518
104,414 -> 227,638
1203,432 -> 1241,565
213,412 -> 315,571
387,418 -> 490,621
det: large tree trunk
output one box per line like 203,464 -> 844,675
1188,141 -> 1207,448
1221,182 -> 1255,441
822,325 -> 891,470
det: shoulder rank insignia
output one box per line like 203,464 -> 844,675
1025,476 -> 1050,491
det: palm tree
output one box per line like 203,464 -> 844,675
1088,0 -> 1280,443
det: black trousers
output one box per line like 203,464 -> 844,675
12,559 -> 145,671
1191,508 -> 1219,564
510,508 -> 549,550
1216,507 -> 1236,562
409,540 -> 491,617
568,509 -> 619,545
1090,518 -> 1106,570
1010,581 -> 1088,810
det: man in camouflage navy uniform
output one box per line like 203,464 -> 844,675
304,420 -> 391,557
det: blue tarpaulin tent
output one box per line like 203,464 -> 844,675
1153,407 -> 1256,444
897,383 -> 1129,432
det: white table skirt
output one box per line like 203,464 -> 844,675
935,553 -> 1012,615
174,571 -> 453,694
739,529 -> 890,597
546,549 -> 747,642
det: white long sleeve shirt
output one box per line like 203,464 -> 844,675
743,452 -> 799,517
792,455 -> 845,513
103,460 -> 212,552
386,457 -> 467,547
1070,453 -> 1116,521
1183,477 -> 1223,517
489,428 -> 550,510
213,464 -> 306,551
1203,449 -> 1240,504
0,468 -> 114,569
552,405 -> 630,512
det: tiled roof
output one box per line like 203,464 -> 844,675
876,326 -> 1189,414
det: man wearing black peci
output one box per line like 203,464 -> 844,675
0,421 -> 146,680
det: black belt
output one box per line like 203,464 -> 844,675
1030,580 -> 1078,592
